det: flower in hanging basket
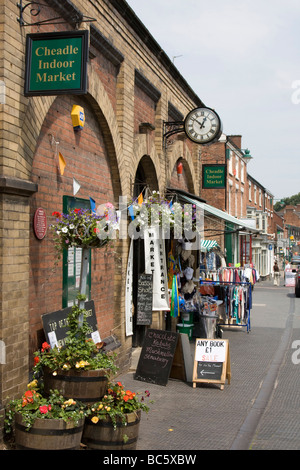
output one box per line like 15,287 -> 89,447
86,381 -> 152,430
4,384 -> 86,433
50,205 -> 119,256
129,191 -> 201,241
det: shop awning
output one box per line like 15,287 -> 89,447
201,239 -> 219,250
178,194 -> 260,233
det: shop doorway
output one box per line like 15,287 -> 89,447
132,157 -> 159,347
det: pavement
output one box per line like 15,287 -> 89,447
4,275 -> 299,457
116,274 -> 300,452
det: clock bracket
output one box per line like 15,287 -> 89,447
17,0 -> 96,27
163,120 -> 185,151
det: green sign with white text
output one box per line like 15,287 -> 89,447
202,164 -> 226,188
24,31 -> 89,96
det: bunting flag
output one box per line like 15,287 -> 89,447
90,197 -> 96,214
73,178 -> 81,196
58,152 -> 66,175
138,192 -> 143,206
128,204 -> 135,220
170,274 -> 180,318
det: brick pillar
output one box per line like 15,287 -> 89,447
0,178 -> 37,443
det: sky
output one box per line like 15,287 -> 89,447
126,0 -> 300,201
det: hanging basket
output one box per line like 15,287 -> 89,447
14,412 -> 84,450
50,208 -> 118,255
82,410 -> 141,450
43,367 -> 109,405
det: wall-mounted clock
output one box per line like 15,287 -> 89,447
184,107 -> 222,144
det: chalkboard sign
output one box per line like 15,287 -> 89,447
197,362 -> 223,381
42,300 -> 100,349
192,338 -> 231,390
135,329 -> 179,386
137,274 -> 153,325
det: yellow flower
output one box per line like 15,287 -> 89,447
76,360 -> 89,368
64,399 -> 76,406
98,404 -> 103,410
91,416 -> 99,424
52,371 -> 57,376
106,407 -> 111,412
27,379 -> 38,389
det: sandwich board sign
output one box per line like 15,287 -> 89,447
192,338 -> 231,390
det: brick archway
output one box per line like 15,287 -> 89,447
167,140 -> 197,193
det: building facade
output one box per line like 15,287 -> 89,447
276,205 -> 300,261
0,0 -> 210,434
245,174 -> 275,277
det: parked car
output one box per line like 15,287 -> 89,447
292,257 -> 300,297
295,267 -> 300,297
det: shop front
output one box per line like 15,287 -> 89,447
126,188 -> 259,351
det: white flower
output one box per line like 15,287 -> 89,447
61,227 -> 68,233
69,224 -> 74,229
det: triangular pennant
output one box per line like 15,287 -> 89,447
58,152 -> 66,176
90,197 -> 96,214
128,205 -> 135,220
138,192 -> 143,206
73,178 -> 81,196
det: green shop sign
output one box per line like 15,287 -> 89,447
24,30 -> 89,96
202,164 -> 226,188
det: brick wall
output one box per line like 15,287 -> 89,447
0,193 -> 31,421
29,94 -> 117,363
199,140 -> 226,210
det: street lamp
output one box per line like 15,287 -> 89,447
241,149 -> 253,163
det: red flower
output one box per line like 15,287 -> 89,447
34,356 -> 40,365
23,390 -> 36,404
39,405 -> 49,414
52,211 -> 61,218
41,342 -> 50,352
74,208 -> 80,214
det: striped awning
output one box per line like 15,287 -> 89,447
201,239 -> 219,251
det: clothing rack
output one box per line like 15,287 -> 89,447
217,266 -> 259,285
199,279 -> 251,333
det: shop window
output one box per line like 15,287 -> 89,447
235,156 -> 239,180
228,152 -> 233,174
241,161 -> 245,184
62,195 -> 91,308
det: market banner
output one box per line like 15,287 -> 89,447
144,227 -> 170,311
125,239 -> 134,336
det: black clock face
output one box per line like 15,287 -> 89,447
184,107 -> 222,144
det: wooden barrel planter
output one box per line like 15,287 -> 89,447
14,413 -> 84,450
43,368 -> 108,405
82,410 -> 141,450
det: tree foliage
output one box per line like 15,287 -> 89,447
274,192 -> 300,212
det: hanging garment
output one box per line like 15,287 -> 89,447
170,275 -> 180,318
